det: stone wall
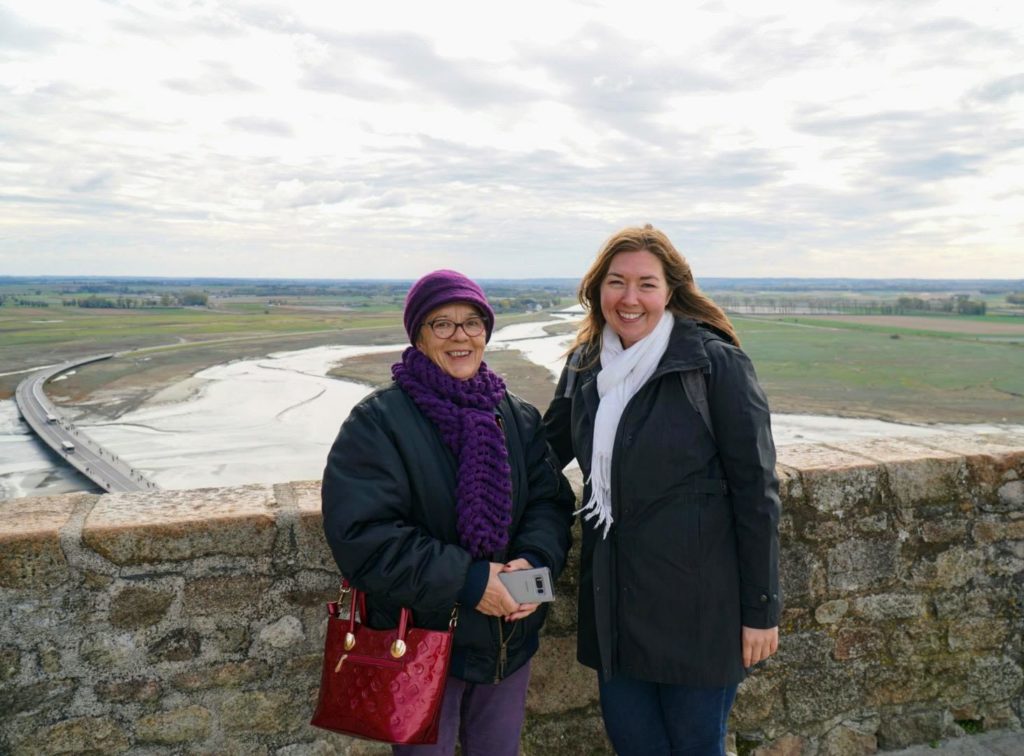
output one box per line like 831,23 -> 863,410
1,432 -> 1022,755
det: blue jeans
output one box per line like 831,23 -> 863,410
598,674 -> 738,756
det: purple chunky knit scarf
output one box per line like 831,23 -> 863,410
392,346 -> 512,558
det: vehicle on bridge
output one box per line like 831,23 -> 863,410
46,413 -> 58,423
61,440 -> 75,453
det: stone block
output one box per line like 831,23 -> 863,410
37,644 -> 61,675
198,623 -> 249,655
948,617 -> 1010,651
521,708 -> 611,755
922,520 -> 968,543
775,445 -> 882,514
876,709 -> 957,750
773,631 -> 835,667
973,518 -> 1024,543
0,494 -> 83,590
852,593 -> 926,621
833,626 -> 885,661
109,585 -> 174,628
171,659 -> 270,690
526,634 -> 598,715
94,676 -> 162,702
0,645 -> 19,680
82,485 -> 277,564
814,599 -> 849,625
259,615 -> 305,648
780,547 -> 826,603
80,632 -> 140,669
291,480 -> 338,571
0,679 -> 75,716
136,705 -> 212,744
967,656 -> 1024,702
184,575 -> 272,614
826,538 -> 899,592
998,479 -> 1024,507
283,652 -> 323,678
12,716 -> 130,756
910,545 -> 987,589
148,627 -> 201,662
221,690 -> 300,734
275,739 -> 355,756
834,437 -> 964,507
887,621 -> 947,659
820,723 -> 877,756
731,671 -> 782,730
751,734 -> 806,756
784,666 -> 861,724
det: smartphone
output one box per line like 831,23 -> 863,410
499,566 -> 555,604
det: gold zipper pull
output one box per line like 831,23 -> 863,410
334,654 -> 348,673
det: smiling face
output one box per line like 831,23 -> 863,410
415,301 -> 487,380
600,249 -> 671,348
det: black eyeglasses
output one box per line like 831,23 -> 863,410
422,316 -> 486,339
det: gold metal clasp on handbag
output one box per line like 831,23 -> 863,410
449,606 -> 459,630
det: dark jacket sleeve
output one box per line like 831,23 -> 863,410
509,400 -> 575,578
705,340 -> 781,629
543,358 -> 576,469
321,399 -> 472,613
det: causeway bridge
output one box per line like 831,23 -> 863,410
15,354 -> 156,493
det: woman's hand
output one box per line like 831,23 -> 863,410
501,559 -> 540,622
742,626 -> 779,668
475,562 -> 521,617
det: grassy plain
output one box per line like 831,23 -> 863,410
736,316 -> 1024,422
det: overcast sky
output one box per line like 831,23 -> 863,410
1,0 -> 1022,280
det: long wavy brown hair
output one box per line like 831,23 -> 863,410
570,224 -> 739,359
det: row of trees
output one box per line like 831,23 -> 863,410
713,294 -> 988,316
0,295 -> 49,307
490,296 -> 563,314
61,292 -> 209,308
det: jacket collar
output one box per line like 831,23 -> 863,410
577,314 -> 715,413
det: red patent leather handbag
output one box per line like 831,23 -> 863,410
311,581 -> 457,744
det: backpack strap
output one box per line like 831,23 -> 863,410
680,368 -> 715,442
560,348 -> 584,399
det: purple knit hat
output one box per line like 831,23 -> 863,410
403,270 -> 496,344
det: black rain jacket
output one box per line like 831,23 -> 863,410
544,315 -> 781,686
322,383 -> 574,684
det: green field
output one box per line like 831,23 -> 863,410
736,316 -> 1024,422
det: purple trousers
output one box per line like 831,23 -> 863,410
392,661 -> 531,756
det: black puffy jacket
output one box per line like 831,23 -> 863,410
322,383 -> 574,684
544,315 -> 781,686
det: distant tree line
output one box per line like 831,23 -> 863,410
0,294 -> 50,307
713,294 -> 987,316
1007,293 -> 1024,305
62,292 -> 210,308
895,295 -> 986,315
490,296 -> 563,314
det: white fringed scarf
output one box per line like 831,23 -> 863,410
579,311 -> 674,537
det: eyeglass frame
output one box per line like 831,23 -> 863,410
421,316 -> 488,339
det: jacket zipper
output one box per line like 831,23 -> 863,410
494,620 -> 507,682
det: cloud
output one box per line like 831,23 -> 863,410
164,62 -> 260,95
0,7 -> 62,52
972,73 -> 1024,103
226,117 -> 293,137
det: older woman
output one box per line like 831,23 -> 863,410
322,270 -> 574,756
544,226 -> 781,756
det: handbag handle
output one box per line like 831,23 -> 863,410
339,580 -> 414,660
